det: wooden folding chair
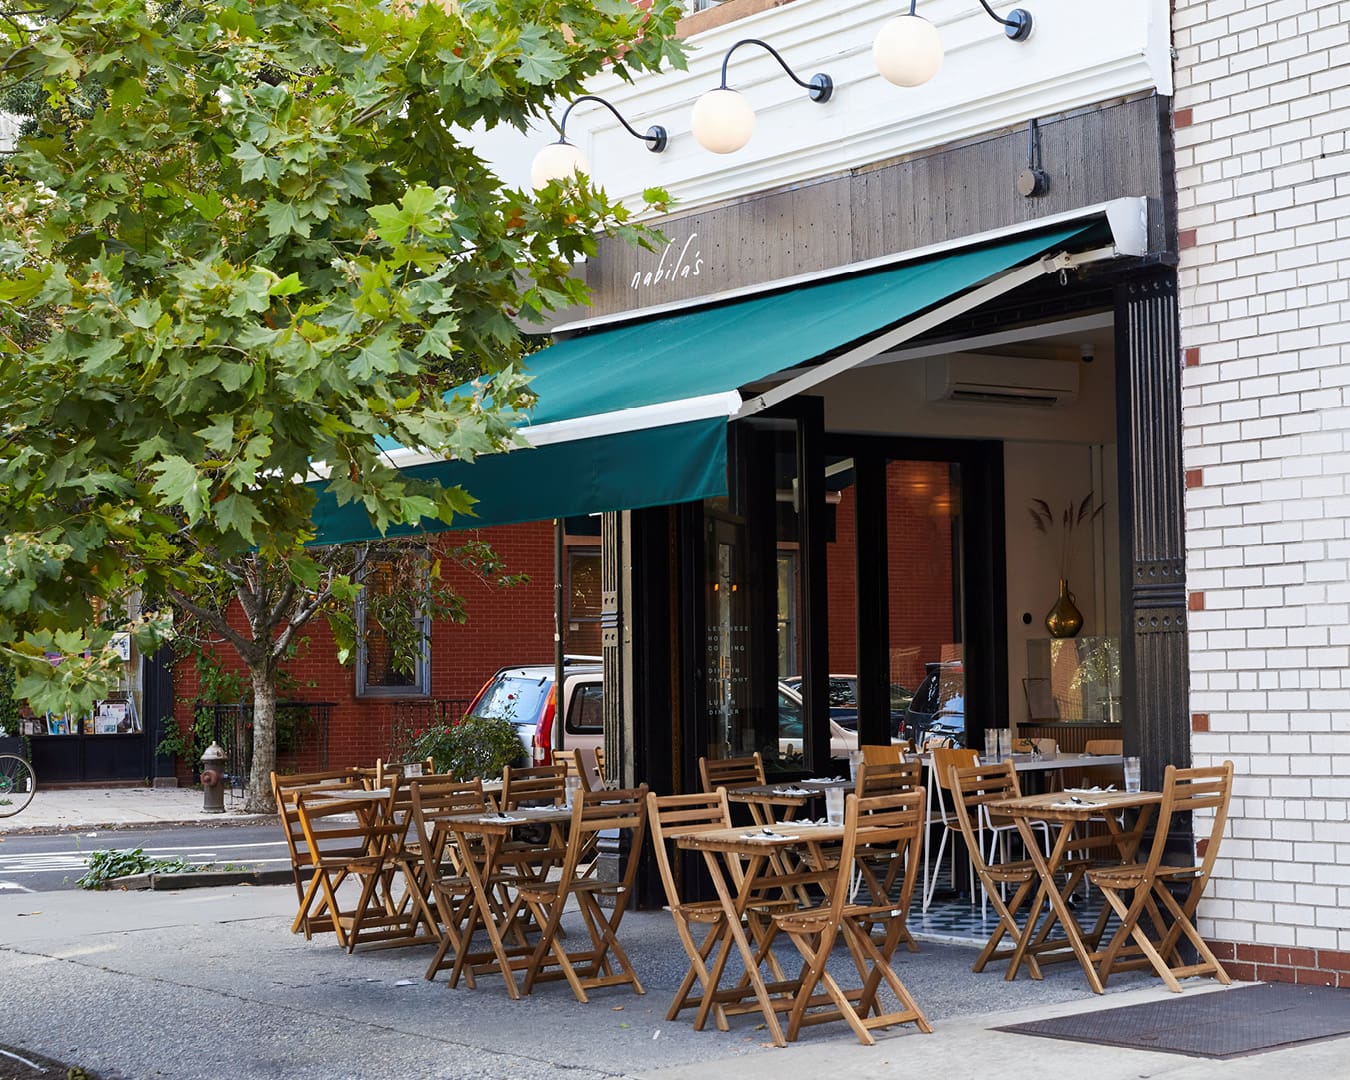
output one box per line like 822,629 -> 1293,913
647,790 -> 796,1031
500,764 -> 567,809
271,769 -> 363,938
855,760 -> 921,797
410,776 -> 493,984
293,787 -> 401,951
852,760 -> 924,931
551,748 -> 593,792
498,764 -> 570,883
699,752 -> 765,792
771,790 -> 933,1045
947,761 -> 1049,980
861,744 -> 906,767
1089,761 -> 1235,992
518,785 -> 650,1002
592,745 -> 606,786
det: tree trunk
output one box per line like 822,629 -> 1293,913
244,666 -> 279,814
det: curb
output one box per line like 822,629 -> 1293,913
102,868 -> 294,891
0,814 -> 278,837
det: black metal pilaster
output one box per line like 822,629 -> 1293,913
1116,270 -> 1191,789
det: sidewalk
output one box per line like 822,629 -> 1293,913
0,782 -> 273,833
2,882 -> 1347,1080
2,788 -> 1348,1077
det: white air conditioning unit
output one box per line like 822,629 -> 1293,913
925,353 -> 1079,408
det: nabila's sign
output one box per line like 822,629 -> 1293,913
630,233 -> 703,291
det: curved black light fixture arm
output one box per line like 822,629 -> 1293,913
717,38 -> 833,102
975,0 -> 1033,41
553,93 -> 667,153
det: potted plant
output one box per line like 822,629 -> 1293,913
409,712 -> 524,779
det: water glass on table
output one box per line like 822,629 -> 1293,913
1123,756 -> 1142,794
825,787 -> 845,825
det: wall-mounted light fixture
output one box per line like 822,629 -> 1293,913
530,94 -> 668,189
690,39 -> 833,155
873,1 -> 1032,88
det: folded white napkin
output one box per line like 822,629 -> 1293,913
479,814 -> 526,823
803,777 -> 845,784
1050,800 -> 1105,809
771,787 -> 813,796
1063,786 -> 1115,794
740,831 -> 800,841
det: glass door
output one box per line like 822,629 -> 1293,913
885,460 -> 966,748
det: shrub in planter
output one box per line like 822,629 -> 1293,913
411,713 -> 523,779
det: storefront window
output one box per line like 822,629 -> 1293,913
567,548 -> 603,656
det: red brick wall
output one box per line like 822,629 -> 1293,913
172,522 -> 557,778
1208,941 -> 1350,987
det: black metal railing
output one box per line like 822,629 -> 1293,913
389,698 -> 473,734
193,700 -> 332,793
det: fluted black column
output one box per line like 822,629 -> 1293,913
1115,270 -> 1191,789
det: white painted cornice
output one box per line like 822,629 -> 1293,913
474,0 -> 1171,215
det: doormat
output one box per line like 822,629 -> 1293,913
998,983 -> 1350,1059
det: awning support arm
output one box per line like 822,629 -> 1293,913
736,245 -> 1116,419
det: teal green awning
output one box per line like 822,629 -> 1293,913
312,220 -> 1101,541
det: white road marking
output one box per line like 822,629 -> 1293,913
0,880 -> 34,892
0,839 -> 289,876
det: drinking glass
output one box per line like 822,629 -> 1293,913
1123,756 -> 1142,794
824,787 -> 845,825
564,776 -> 583,808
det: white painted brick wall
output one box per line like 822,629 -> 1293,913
1175,0 -> 1350,957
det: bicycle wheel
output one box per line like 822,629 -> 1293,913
0,754 -> 36,817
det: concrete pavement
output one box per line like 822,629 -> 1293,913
3,787 -> 1347,1078
0,782 -> 271,834
1,878 -> 1346,1080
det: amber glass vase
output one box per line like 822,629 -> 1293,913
1044,579 -> 1083,638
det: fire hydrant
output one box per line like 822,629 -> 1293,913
200,741 -> 228,814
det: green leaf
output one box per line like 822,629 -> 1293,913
213,492 -> 266,544
231,142 -> 273,183
515,37 -> 567,86
197,415 -> 235,454
148,457 -> 207,522
269,272 -> 305,297
186,191 -> 228,221
259,199 -> 309,239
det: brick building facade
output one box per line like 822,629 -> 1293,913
1174,0 -> 1350,983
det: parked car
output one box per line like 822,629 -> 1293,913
901,661 -> 966,748
776,681 -> 857,763
780,674 -> 913,737
463,657 -> 603,768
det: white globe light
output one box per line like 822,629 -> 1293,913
873,14 -> 944,88
530,141 -> 589,189
690,88 -> 756,154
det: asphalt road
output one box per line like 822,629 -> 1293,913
0,822 -> 286,893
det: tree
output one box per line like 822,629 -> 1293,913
0,0 -> 684,809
